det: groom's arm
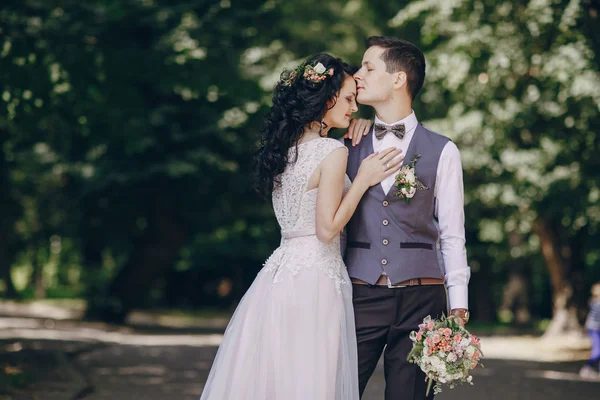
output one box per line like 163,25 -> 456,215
434,142 -> 471,316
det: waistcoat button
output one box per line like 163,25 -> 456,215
381,259 -> 388,265
383,201 -> 389,207
382,239 -> 389,245
382,219 -> 389,226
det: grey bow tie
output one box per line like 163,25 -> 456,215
374,123 -> 405,140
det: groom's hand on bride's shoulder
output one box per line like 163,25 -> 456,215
344,118 -> 372,147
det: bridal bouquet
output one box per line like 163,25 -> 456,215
407,314 -> 483,396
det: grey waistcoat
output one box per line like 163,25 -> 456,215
344,123 -> 449,284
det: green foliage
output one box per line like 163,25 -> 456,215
392,0 -> 599,249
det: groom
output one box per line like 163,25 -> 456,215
343,36 -> 471,399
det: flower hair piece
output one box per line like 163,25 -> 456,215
281,62 -> 334,87
303,62 -> 335,83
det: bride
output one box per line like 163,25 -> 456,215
199,53 -> 402,400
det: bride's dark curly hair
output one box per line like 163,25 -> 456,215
254,53 -> 357,198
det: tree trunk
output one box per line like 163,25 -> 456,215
534,217 -> 582,336
86,205 -> 187,323
0,131 -> 21,299
30,252 -> 46,299
498,233 -> 531,325
0,255 -> 18,298
469,258 -> 495,322
499,272 -> 531,324
80,202 -> 109,318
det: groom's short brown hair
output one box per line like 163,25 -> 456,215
365,36 -> 426,99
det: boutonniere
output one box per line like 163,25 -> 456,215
393,154 -> 429,203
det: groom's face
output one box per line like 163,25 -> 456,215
354,46 -> 395,106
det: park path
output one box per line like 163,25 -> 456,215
0,305 -> 599,399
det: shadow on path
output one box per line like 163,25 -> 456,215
0,308 -> 599,400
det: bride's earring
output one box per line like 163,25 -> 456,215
319,119 -> 328,137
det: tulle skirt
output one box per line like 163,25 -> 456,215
199,263 -> 359,400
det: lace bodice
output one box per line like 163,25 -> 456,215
272,138 -> 349,232
264,138 -> 352,293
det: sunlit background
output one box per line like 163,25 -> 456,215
1,0 -> 599,398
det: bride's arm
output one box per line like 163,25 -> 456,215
315,147 -> 402,243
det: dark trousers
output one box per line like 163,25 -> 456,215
352,283 -> 447,400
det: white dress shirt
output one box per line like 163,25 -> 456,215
372,112 -> 471,310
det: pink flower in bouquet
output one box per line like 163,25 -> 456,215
471,336 -> 482,349
432,334 -> 441,344
416,331 -> 423,341
443,328 -> 452,337
453,334 -> 462,343
427,321 -> 434,330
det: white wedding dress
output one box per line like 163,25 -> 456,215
200,138 -> 359,400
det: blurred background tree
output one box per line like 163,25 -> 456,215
0,0 -> 598,332
390,0 -> 600,335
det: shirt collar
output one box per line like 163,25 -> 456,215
374,110 -> 418,134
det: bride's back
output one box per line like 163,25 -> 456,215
272,138 -> 347,234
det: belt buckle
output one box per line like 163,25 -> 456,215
387,277 -> 409,288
